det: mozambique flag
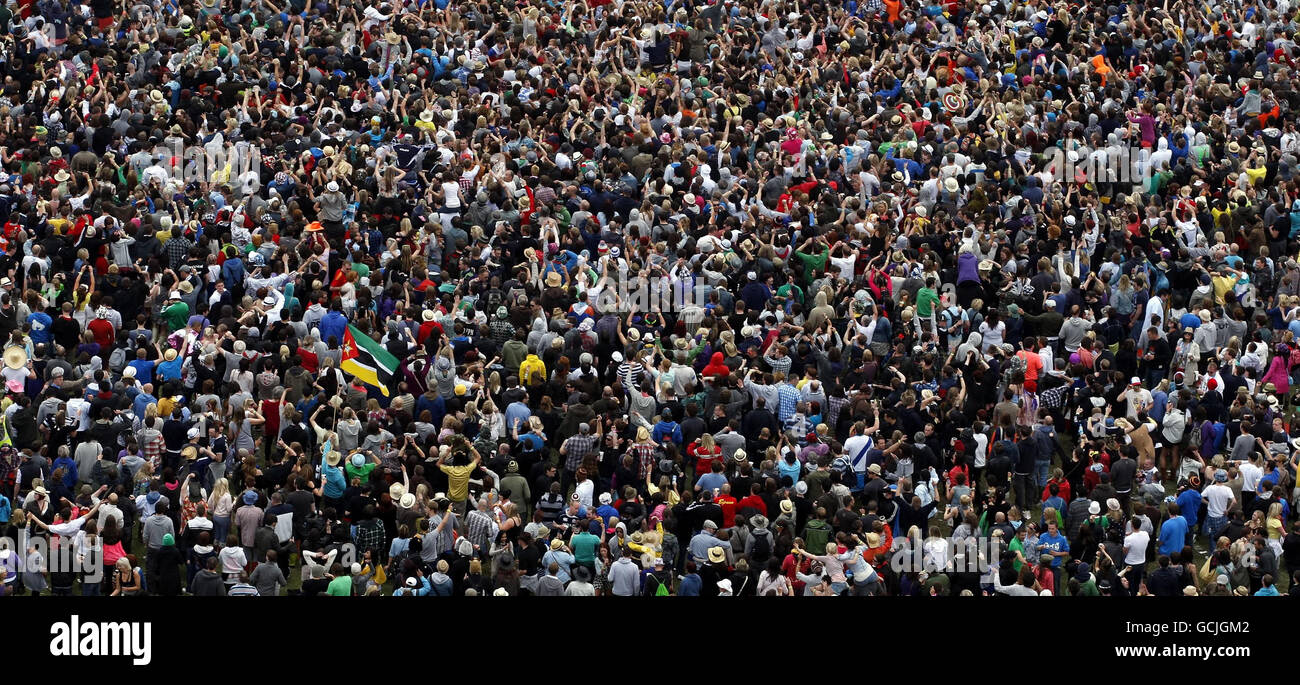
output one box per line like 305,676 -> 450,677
340,325 -> 398,396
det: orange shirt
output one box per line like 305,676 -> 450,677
1017,349 -> 1044,385
883,0 -> 902,23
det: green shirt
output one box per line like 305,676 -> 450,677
326,576 -> 353,596
345,461 -> 377,483
916,287 -> 940,317
162,302 -> 190,331
571,531 -> 600,563
775,283 -> 804,307
793,248 -> 829,285
1009,537 -> 1027,573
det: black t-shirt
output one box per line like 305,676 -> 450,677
264,462 -> 292,491
285,490 -> 314,523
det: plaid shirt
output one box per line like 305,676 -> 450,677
629,442 -> 658,480
562,434 -> 597,472
776,384 -> 801,423
355,518 -> 386,553
826,395 -> 849,434
466,508 -> 495,550
164,237 -> 194,271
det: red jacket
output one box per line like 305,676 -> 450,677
736,495 -> 767,517
1041,478 -> 1071,503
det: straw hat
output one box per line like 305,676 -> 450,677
3,346 -> 27,370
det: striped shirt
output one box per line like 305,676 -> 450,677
536,493 -> 565,524
141,429 -> 165,473
618,361 -> 644,390
227,583 -> 260,596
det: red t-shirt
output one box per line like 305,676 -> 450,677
87,317 -> 115,351
716,494 -> 737,529
260,399 -> 283,438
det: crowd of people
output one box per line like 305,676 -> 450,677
0,0 -> 1299,597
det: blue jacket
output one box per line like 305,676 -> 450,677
52,456 -> 78,490
319,311 -> 348,347
394,576 -> 432,596
652,420 -> 682,446
220,257 -> 245,290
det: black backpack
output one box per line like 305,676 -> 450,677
751,530 -> 772,563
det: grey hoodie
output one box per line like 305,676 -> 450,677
191,568 -> 227,596
955,331 -> 983,362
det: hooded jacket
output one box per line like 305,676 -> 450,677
519,354 -> 546,386
702,352 -> 730,379
191,568 -> 227,596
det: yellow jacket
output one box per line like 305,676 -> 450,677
519,354 -> 546,386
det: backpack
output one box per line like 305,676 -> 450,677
831,455 -> 856,482
645,572 -> 669,596
803,519 -> 831,554
750,530 -> 772,563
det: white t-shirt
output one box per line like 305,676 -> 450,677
972,432 -> 990,468
1204,483 -> 1235,518
1239,462 -> 1263,494
843,434 -> 875,474
574,479 -> 594,509
1124,388 -> 1153,419
1123,529 -> 1150,566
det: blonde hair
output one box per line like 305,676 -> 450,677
209,478 -> 230,507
